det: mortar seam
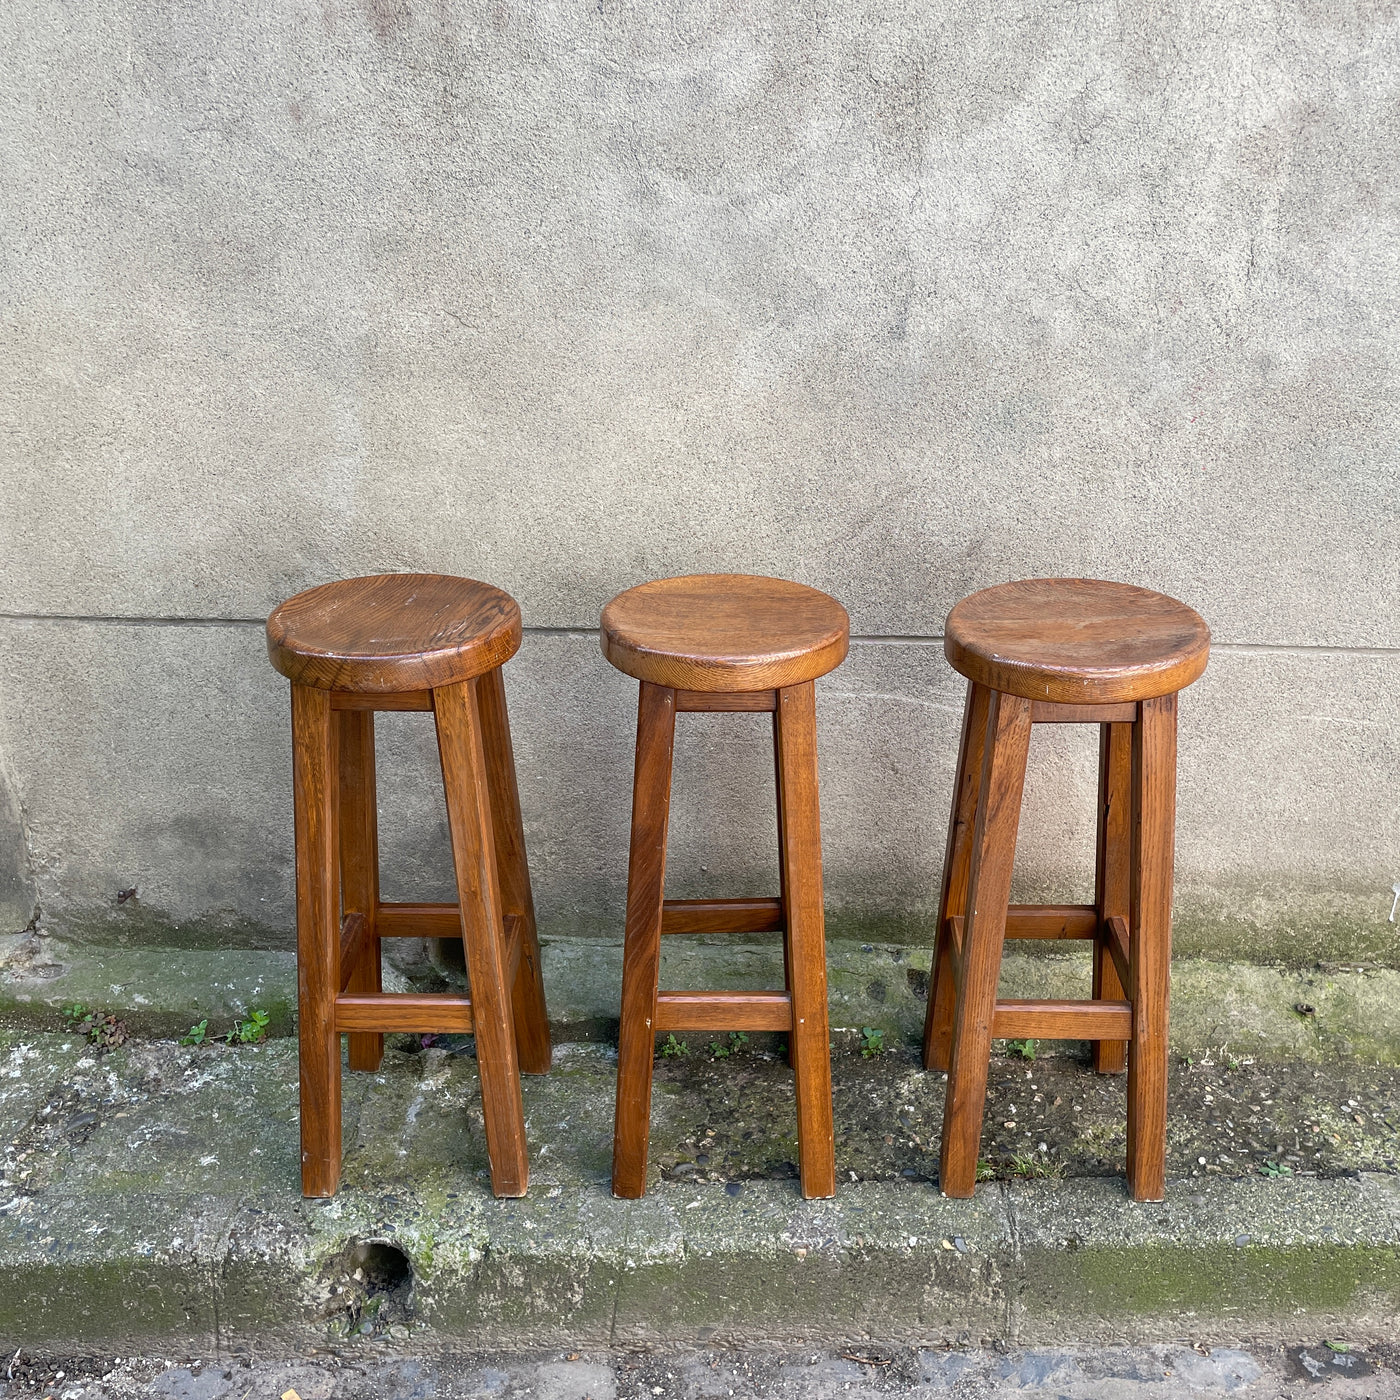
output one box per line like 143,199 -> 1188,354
609,1197 -> 627,1348
212,1251 -> 222,1361
208,1193 -> 241,1363
1,614 -> 1396,657
1002,1181 -> 1022,1346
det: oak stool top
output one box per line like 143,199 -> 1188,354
601,573 -> 849,693
267,573 -> 522,694
945,578 -> 1210,705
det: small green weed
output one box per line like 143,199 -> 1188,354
1008,1038 -> 1037,1061
1325,1342 -> 1351,1354
1258,1159 -> 1293,1179
660,1034 -> 688,1059
859,1027 -> 885,1058
63,1002 -> 129,1050
226,1008 -> 271,1045
975,1159 -> 995,1182
709,1031 -> 748,1059
180,1019 -> 210,1047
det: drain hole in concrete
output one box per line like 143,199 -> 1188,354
348,1239 -> 412,1292
331,1239 -> 415,1337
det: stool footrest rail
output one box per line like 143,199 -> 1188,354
334,993 -> 474,1034
653,990 -> 793,1031
661,897 -> 784,935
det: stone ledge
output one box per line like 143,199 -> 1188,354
4,1174 -> 1398,1351
0,1031 -> 1397,1350
5,934 -> 1400,1064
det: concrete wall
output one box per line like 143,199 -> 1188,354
2,1 -> 1398,964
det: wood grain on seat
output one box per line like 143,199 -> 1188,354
945,578 -> 1209,704
601,574 -> 849,693
267,573 -> 521,693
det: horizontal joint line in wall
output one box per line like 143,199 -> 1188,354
2,616 -> 1395,655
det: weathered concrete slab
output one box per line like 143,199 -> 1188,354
1010,1175 -> 1400,1345
0,1190 -> 230,1349
1,1033 -> 1398,1350
0,1028 -> 85,1145
217,1186 -> 633,1350
608,1181 -> 1010,1346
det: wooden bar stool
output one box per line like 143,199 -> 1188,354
266,573 -> 551,1199
922,578 -> 1209,1202
601,574 -> 849,1200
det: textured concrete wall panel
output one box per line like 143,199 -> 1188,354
2,2 -> 1397,643
0,621 -> 1394,962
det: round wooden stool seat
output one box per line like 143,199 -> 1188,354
601,574 -> 849,693
266,573 -> 522,694
945,578 -> 1210,705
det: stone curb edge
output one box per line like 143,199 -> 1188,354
4,1174 -> 1399,1351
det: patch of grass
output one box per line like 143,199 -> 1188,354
709,1031 -> 748,1060
976,1159 -> 995,1182
225,1008 -> 271,1045
179,1019 -> 210,1047
859,1027 -> 885,1059
660,1033 -> 688,1059
1079,1120 -> 1126,1151
1006,1151 -> 1066,1180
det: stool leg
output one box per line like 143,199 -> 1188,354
772,708 -> 794,1064
435,677 -> 529,1198
776,681 -> 836,1200
924,681 -> 991,1073
477,665 -> 552,1076
1127,693 -> 1177,1202
338,709 -> 383,1073
292,683 -> 341,1198
939,690 -> 1032,1198
1092,720 -> 1132,1075
612,682 -> 677,1199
